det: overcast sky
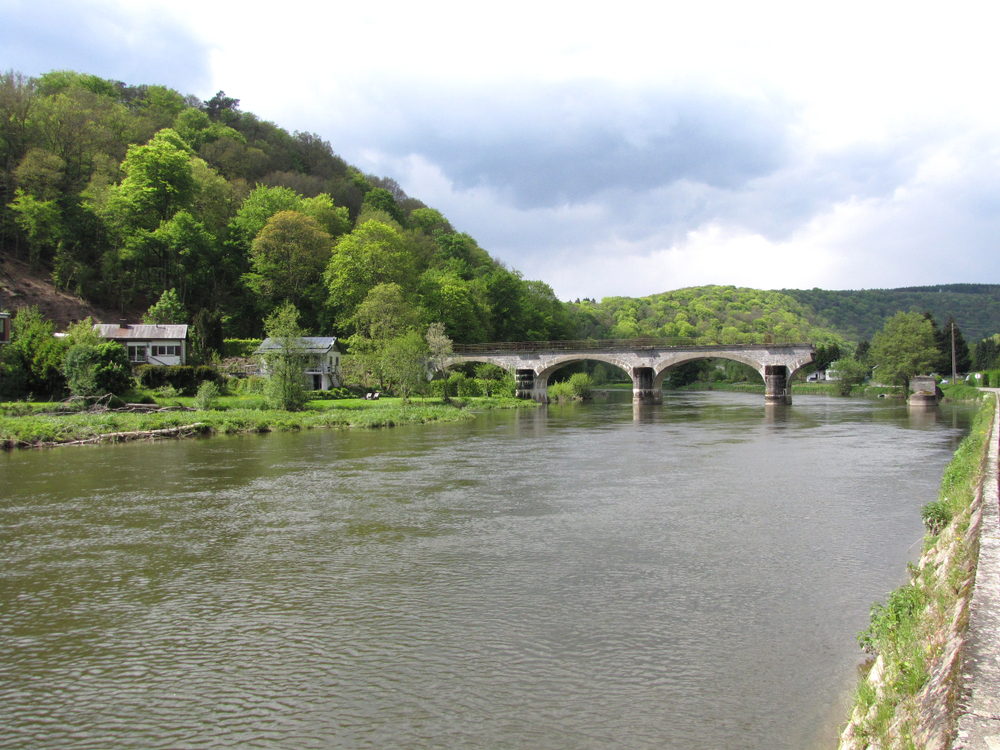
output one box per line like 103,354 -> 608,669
4,0 -> 1000,300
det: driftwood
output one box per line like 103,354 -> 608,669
25,422 -> 208,449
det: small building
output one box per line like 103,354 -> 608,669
256,336 -> 342,391
806,368 -> 841,382
94,320 -> 188,366
0,311 -> 10,345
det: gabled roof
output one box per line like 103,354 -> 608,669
95,323 -> 188,340
257,336 -> 339,355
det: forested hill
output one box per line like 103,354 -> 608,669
566,286 -> 844,345
0,70 -> 573,343
780,285 -> 1000,342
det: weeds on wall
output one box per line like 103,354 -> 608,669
841,396 -> 995,748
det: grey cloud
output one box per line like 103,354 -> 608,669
0,0 -> 212,94
349,81 -> 796,208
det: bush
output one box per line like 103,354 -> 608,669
548,381 -> 574,403
135,365 -> 222,395
920,500 -> 952,535
194,380 -> 220,410
63,341 -> 132,397
222,339 -> 264,358
568,372 -> 594,399
233,375 -> 267,395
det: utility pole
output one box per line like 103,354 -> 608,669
952,320 -> 958,384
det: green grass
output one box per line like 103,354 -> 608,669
940,383 -> 987,402
0,396 -> 535,449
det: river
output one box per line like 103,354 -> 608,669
0,392 -> 976,749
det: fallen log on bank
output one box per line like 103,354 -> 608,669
20,422 -> 209,449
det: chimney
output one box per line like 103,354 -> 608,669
119,318 -> 128,329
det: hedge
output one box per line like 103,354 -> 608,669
135,365 -> 223,395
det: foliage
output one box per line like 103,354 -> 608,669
830,356 -> 870,396
222,339 -> 263,358
784,284 -> 1000,343
135,364 -> 222,395
868,312 -> 938,391
0,306 -> 68,397
569,285 -> 843,345
262,302 -> 307,411
194,380 -> 220,410
142,288 -> 186,324
567,372 -> 594,399
245,210 -> 332,315
62,340 -> 132,397
379,329 -> 429,399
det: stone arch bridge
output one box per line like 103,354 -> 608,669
447,340 -> 815,405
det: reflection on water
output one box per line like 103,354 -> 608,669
0,393 -> 976,749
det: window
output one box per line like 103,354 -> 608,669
151,345 -> 180,357
127,344 -> 147,362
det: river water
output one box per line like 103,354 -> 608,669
0,392 -> 976,749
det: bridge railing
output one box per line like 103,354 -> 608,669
452,338 -> 811,353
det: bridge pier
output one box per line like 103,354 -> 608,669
515,369 -> 548,402
632,366 -> 662,405
764,365 -> 792,405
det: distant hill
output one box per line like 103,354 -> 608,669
568,286 -> 844,344
781,284 -> 1000,342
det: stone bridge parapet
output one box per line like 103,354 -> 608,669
446,341 -> 815,405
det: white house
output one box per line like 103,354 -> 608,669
256,336 -> 342,391
94,321 -> 188,366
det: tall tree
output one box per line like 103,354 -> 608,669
869,312 -> 939,391
262,302 -> 307,411
245,210 -> 332,314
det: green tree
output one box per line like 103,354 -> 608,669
7,188 -> 62,267
869,312 -> 939,391
262,302 -> 307,411
103,129 -> 195,231
830,356 -> 870,396
62,340 -> 132,398
142,288 -> 186,324
362,187 -> 404,224
245,210 -> 332,311
229,185 -> 302,247
0,307 -> 68,398
325,220 -> 415,318
380,329 -> 428,399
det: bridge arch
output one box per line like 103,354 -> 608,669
651,352 -> 770,390
536,353 -> 637,383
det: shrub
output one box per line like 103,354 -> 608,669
920,500 -> 951,535
63,341 -> 132,397
568,372 -> 594,399
135,365 -> 221,395
194,380 -> 221,410
222,338 -> 264,358
548,381 -> 574,403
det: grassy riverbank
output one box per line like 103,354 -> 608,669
0,396 -> 533,449
839,395 -> 996,748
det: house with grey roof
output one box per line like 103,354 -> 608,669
255,336 -> 342,391
94,320 -> 188,366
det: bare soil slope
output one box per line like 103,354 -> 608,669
0,252 -> 137,330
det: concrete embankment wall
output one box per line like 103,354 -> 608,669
838,395 -> 997,750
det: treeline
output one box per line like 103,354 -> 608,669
782,285 -> 1000,342
566,286 -> 843,344
0,70 -> 571,343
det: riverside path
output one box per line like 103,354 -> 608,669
447,339 -> 815,405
